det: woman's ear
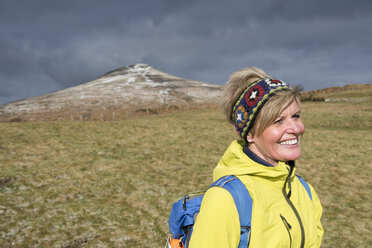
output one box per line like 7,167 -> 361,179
246,134 -> 254,144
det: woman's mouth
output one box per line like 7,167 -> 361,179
279,138 -> 298,145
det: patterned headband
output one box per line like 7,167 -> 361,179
232,78 -> 290,141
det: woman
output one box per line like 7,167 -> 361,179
189,67 -> 324,248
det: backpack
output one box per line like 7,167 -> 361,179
166,175 -> 312,248
167,175 -> 252,248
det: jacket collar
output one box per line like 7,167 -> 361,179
213,140 -> 296,182
243,145 -> 274,167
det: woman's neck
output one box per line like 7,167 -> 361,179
243,145 -> 276,167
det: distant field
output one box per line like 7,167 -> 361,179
1,99 -> 371,247
301,83 -> 372,102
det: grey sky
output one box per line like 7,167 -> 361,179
1,0 -> 371,105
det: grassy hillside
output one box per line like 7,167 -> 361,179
301,83 -> 372,102
1,99 -> 371,247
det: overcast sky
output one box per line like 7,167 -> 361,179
1,0 -> 371,105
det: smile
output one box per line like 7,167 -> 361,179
279,138 -> 298,145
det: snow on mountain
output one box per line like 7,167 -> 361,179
0,64 -> 224,121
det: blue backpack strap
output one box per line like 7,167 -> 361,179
296,175 -> 312,200
210,175 -> 252,248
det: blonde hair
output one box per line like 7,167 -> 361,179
221,66 -> 301,140
250,91 -> 301,137
221,67 -> 268,124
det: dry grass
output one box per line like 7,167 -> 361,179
297,101 -> 372,247
0,99 -> 371,247
301,84 -> 372,102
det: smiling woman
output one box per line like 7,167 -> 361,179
188,67 -> 324,248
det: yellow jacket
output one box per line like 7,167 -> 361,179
189,140 -> 324,248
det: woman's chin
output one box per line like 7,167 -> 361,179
279,149 -> 302,162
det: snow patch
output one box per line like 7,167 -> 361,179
84,75 -> 129,88
158,88 -> 171,104
127,77 -> 136,83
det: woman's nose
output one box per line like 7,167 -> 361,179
286,119 -> 304,134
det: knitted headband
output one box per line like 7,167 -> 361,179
232,78 -> 291,141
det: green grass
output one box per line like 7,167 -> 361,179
1,100 -> 371,247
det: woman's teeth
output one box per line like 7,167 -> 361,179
280,139 -> 298,145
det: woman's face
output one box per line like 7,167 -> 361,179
248,100 -> 305,166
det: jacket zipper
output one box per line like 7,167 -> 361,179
280,214 -> 292,248
282,163 -> 305,248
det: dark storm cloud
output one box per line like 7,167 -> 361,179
0,0 -> 371,104
0,88 -> 11,98
0,39 -> 37,76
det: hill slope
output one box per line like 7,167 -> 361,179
0,64 -> 223,121
300,83 -> 372,102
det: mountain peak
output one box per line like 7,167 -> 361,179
102,63 -> 152,77
0,64 -> 223,122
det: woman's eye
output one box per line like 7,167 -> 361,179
293,114 -> 301,119
274,118 -> 282,124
